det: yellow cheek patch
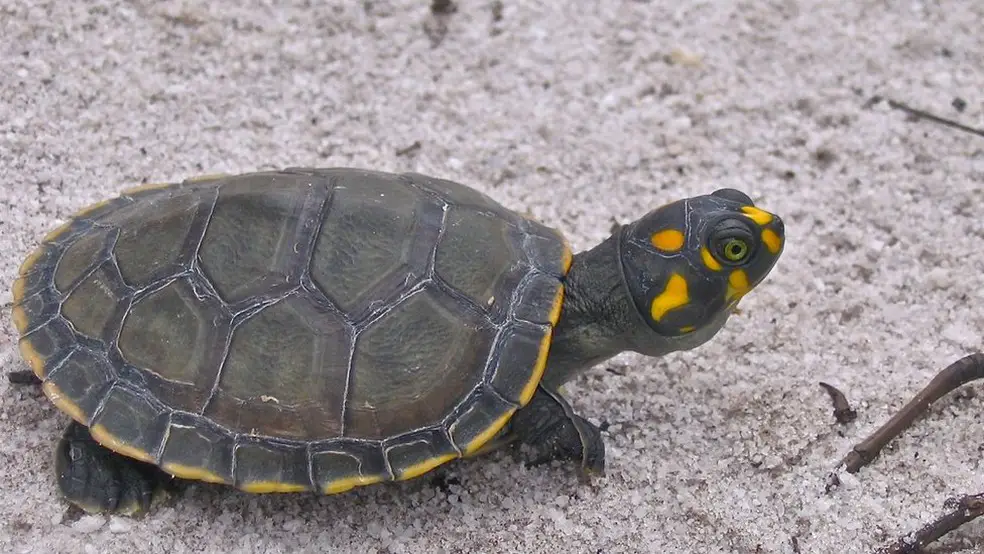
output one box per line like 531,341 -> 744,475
761,228 -> 782,254
650,229 -> 685,252
726,269 -> 751,302
650,273 -> 689,321
741,206 -> 773,226
700,247 -> 722,271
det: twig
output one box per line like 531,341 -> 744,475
879,97 -> 984,138
395,141 -> 422,157
838,353 -> 984,474
819,382 -> 858,424
878,493 -> 984,554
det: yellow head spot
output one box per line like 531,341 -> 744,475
650,273 -> 689,321
650,229 -> 685,252
740,206 -> 773,227
700,247 -> 722,271
761,228 -> 782,254
679,325 -> 696,334
726,269 -> 751,302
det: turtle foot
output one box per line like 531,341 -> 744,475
55,421 -> 171,515
511,386 -> 606,476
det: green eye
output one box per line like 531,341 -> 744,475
709,218 -> 756,265
722,238 -> 749,262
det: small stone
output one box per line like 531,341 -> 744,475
666,48 -> 704,67
836,470 -> 860,490
617,30 -> 636,43
925,267 -> 954,289
666,116 -> 692,132
109,517 -> 131,534
283,518 -> 302,532
72,515 -> 105,533
942,321 -> 975,346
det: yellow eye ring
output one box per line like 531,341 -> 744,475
722,238 -> 749,262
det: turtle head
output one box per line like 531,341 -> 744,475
619,188 -> 784,353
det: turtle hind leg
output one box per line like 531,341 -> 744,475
510,386 -> 605,476
55,421 -> 171,515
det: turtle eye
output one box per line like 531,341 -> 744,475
708,218 -> 756,266
721,238 -> 749,262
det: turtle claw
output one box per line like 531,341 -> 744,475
512,386 -> 607,477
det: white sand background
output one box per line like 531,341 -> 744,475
2,1 -> 983,553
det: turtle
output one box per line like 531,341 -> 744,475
8,167 -> 785,515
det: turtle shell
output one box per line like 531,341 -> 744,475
11,168 -> 572,494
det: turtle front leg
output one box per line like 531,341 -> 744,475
510,386 -> 605,475
55,421 -> 171,515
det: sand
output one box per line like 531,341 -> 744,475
1,1 -> 983,553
